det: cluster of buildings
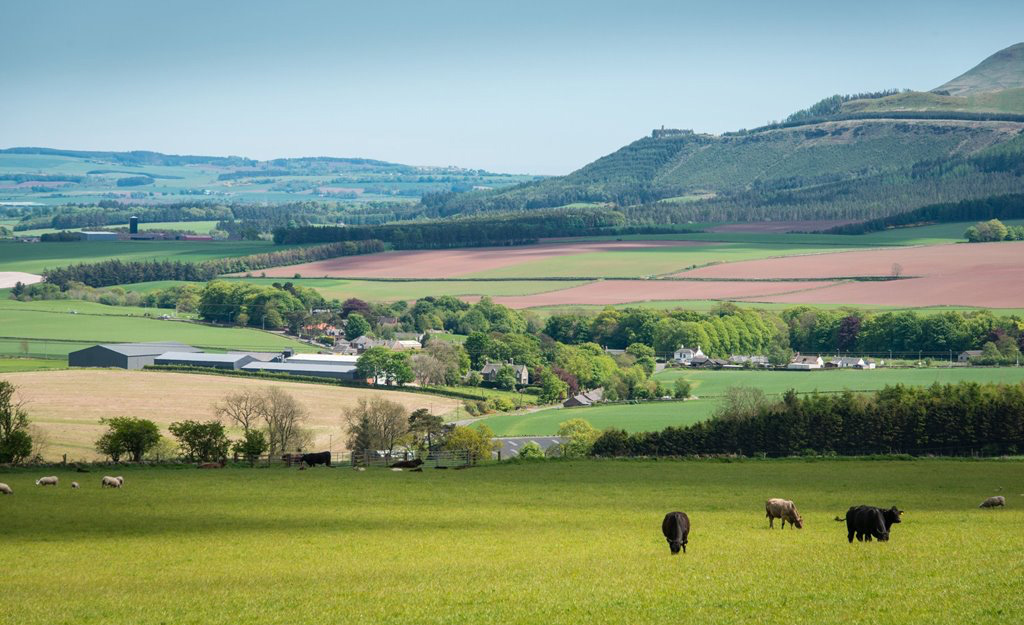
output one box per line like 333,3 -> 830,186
673,346 -> 878,370
67,342 -> 360,380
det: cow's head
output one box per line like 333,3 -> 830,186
667,538 -> 687,555
792,514 -> 803,529
886,507 -> 903,524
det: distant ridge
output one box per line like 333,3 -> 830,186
933,42 -> 1024,96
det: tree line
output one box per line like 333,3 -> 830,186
825,194 -> 1024,235
591,382 -> 1024,457
41,240 -> 387,288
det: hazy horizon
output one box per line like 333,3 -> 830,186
2,0 -> 1022,175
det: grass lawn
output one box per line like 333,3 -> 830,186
477,399 -> 717,435
0,298 -> 311,356
0,240 -> 287,274
0,357 -> 66,372
0,459 -> 1019,624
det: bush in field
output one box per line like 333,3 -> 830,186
518,441 -> 546,460
169,420 -> 231,462
673,378 -> 692,399
0,380 -> 33,464
95,417 -> 161,462
557,418 -> 600,458
232,430 -> 269,466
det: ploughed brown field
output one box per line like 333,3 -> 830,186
3,370 -> 460,461
256,240 -> 704,278
676,241 -> 1024,308
479,280 -> 837,308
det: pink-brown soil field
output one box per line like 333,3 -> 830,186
482,280 -> 837,308
257,240 -> 707,278
678,242 -> 1024,308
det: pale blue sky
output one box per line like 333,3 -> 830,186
1,1 -> 1021,174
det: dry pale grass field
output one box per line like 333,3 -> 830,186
2,370 -> 461,460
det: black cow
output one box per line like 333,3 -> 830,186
662,511 -> 690,555
390,458 -> 424,469
841,505 -> 903,542
283,451 -> 332,467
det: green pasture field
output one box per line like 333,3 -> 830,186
0,460 -> 1019,625
463,242 -> 860,279
525,300 -> 1024,316
121,277 -> 593,302
13,220 -> 223,237
0,240 -> 287,274
654,366 -> 1024,398
0,357 -> 66,372
478,399 -> 717,436
0,298 -> 311,356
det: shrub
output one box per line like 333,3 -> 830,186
517,441 -> 546,460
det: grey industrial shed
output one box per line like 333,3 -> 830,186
153,352 -> 256,370
241,361 -> 358,380
68,342 -> 200,370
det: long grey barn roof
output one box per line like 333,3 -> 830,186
96,342 -> 199,356
156,352 -> 251,363
242,362 -> 357,374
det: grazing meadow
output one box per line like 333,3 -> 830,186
0,459 -> 1020,625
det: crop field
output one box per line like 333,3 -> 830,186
228,277 -> 593,301
478,400 -> 718,436
480,367 -> 1024,436
0,460 -> 1020,625
0,357 -> 66,373
2,369 -> 461,460
0,240 -> 286,274
0,298 -> 309,357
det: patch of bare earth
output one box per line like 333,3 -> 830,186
480,280 -> 838,308
256,240 -> 709,278
3,370 -> 460,461
677,242 -> 1024,308
0,272 -> 43,288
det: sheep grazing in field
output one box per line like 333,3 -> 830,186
391,467 -> 403,472
71,482 -> 80,489
0,483 -> 12,495
35,476 -> 58,486
662,511 -> 690,555
115,476 -> 124,486
765,498 -> 803,529
979,496 -> 1006,508
101,476 -> 122,488
353,466 -> 366,472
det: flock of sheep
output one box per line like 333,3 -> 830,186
661,495 -> 1007,555
0,475 -> 124,494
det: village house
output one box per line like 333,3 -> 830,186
673,345 -> 705,365
728,355 -> 770,368
825,356 -> 876,369
958,350 -> 983,363
563,388 -> 604,408
479,362 -> 529,385
787,355 -> 824,370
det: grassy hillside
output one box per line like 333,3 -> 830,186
934,42 -> 1024,96
1,460 -> 1017,624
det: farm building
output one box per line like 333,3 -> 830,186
480,362 -> 529,385
563,388 -> 604,407
285,353 -> 359,365
959,350 -> 983,362
241,361 -> 358,381
78,231 -> 118,241
153,352 -> 256,370
227,351 -> 287,362
728,355 -> 770,367
68,342 -> 199,370
825,357 -> 876,369
787,355 -> 825,370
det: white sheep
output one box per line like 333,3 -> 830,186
353,466 -> 366,472
71,482 -> 80,489
979,496 -> 1006,508
391,467 -> 403,472
101,476 -> 122,488
115,476 -> 124,486
35,476 -> 59,486
0,482 -> 12,495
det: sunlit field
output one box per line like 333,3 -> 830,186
1,459 -> 1020,625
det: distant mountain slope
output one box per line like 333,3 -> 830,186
934,42 -> 1024,96
427,44 -> 1024,224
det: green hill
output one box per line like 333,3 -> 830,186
426,44 -> 1024,224
934,42 -> 1024,96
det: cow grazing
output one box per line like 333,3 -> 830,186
979,496 -> 1006,508
35,476 -> 58,486
71,482 -> 80,489
101,476 -> 123,488
0,483 -> 12,495
765,498 -> 803,529
662,511 -> 690,555
283,451 -> 331,467
390,458 -> 424,469
840,505 -> 903,542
